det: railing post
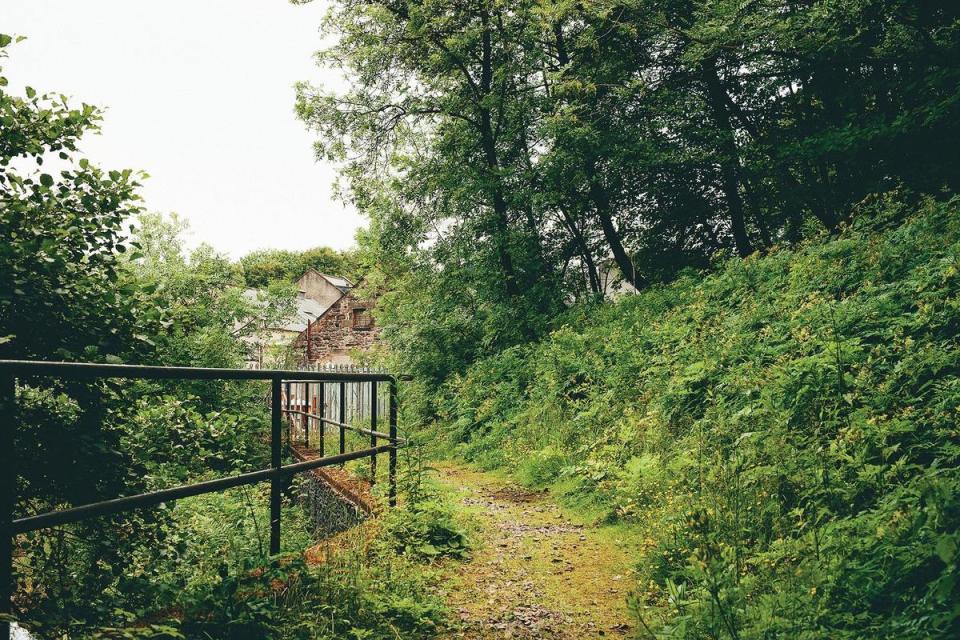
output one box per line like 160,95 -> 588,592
270,378 -> 282,555
370,381 -> 377,484
339,381 -> 346,462
389,378 -> 398,508
1,375 -> 15,640
303,383 -> 310,448
318,382 -> 325,458
283,381 -> 291,446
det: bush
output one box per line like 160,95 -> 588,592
121,395 -> 268,486
379,498 -> 470,561
516,445 -> 570,487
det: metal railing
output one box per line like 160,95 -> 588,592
280,376 -> 406,491
0,359 -> 401,639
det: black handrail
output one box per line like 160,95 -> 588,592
0,359 -> 393,382
0,359 -> 400,640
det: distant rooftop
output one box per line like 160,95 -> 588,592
243,288 -> 331,333
299,269 -> 354,294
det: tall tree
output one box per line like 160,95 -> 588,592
296,0 -> 960,382
297,0 -> 566,351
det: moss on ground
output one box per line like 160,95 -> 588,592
430,461 -> 646,639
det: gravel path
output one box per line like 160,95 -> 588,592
433,463 -> 636,639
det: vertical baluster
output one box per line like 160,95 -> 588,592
389,378 -> 398,507
370,380 -> 378,484
339,381 -> 346,462
318,382 -> 325,457
303,382 -> 310,448
270,378 -> 282,555
283,381 -> 291,446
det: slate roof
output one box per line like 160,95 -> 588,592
243,289 -> 331,333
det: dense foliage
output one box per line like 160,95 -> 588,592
1,36 -> 449,638
0,33 -> 148,363
239,246 -> 358,288
5,0 -> 960,634
296,6 -> 960,633
298,0 -> 960,374
1,34 -> 165,632
419,196 -> 960,638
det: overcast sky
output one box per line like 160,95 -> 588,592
2,0 -> 362,258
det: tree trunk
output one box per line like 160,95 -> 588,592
702,57 -> 754,257
478,9 -> 521,298
559,204 -> 601,295
584,158 -> 646,290
555,22 -> 645,290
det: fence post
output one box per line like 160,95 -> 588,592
283,381 -> 291,446
370,381 -> 378,484
270,378 -> 282,555
1,375 -> 15,640
303,382 -> 310,448
389,379 -> 397,507
318,382 -> 325,458
339,381 -> 346,462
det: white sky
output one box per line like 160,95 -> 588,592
1,0 -> 362,258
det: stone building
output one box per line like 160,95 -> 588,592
291,274 -> 380,366
240,289 -> 327,369
241,271 -> 378,369
296,270 -> 353,310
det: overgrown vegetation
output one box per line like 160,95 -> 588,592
297,2 -> 960,635
299,0 -> 960,373
414,196 -> 960,638
0,34 -> 452,639
5,0 -> 960,636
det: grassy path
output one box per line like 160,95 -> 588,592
432,462 -> 640,639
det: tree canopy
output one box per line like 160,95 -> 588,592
297,0 -> 960,378
0,34 -> 149,363
239,246 -> 358,288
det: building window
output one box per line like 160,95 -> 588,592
352,307 -> 373,330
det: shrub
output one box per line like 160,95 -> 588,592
379,498 -> 470,560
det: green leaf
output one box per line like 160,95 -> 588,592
39,173 -> 54,187
935,536 -> 956,564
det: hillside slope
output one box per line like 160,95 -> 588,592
422,195 -> 960,638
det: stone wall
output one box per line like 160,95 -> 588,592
297,270 -> 346,310
289,446 -> 375,536
296,291 -> 381,365
296,473 -> 366,537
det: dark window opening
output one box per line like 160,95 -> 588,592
352,307 -> 373,330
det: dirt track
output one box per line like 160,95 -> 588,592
433,463 -> 637,639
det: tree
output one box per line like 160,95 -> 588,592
0,34 -> 148,362
297,0 -> 571,357
122,212 -> 297,401
239,246 -> 357,288
0,35 -> 165,631
299,0 -> 960,387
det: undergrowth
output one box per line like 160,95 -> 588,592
416,194 -> 960,638
13,394 -> 455,639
